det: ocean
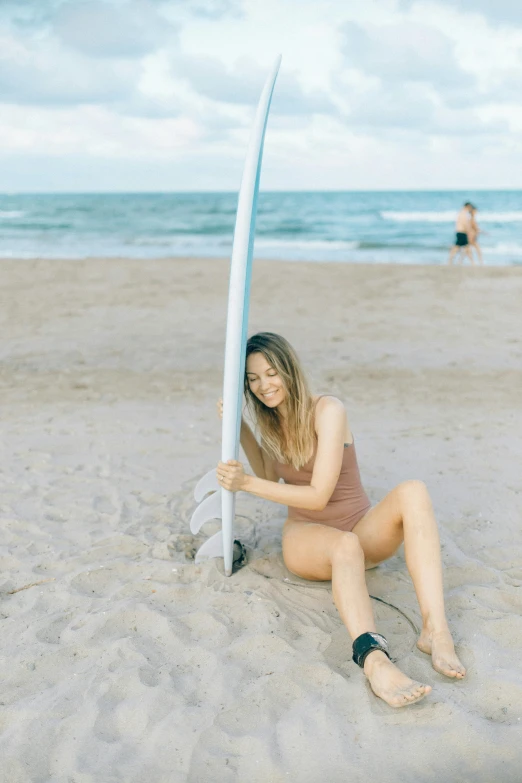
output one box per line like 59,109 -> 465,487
0,191 -> 520,265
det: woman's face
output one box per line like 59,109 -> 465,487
246,352 -> 286,409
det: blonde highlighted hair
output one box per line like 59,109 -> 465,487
244,332 -> 315,469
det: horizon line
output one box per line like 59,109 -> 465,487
1,187 -> 521,196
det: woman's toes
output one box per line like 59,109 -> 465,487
393,684 -> 429,707
364,654 -> 432,708
433,656 -> 466,678
418,629 -> 466,679
412,684 -> 431,699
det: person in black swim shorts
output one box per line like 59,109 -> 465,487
448,202 -> 474,265
455,232 -> 468,247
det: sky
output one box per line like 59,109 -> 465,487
1,0 -> 522,192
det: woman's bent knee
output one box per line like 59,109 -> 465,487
332,531 -> 364,565
397,479 -> 429,503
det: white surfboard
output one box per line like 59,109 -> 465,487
190,55 -> 281,576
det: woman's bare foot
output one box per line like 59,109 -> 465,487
363,651 -> 431,707
417,628 -> 466,679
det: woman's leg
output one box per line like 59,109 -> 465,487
282,519 -> 431,707
472,241 -> 483,265
352,480 -> 466,678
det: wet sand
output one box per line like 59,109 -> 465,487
1,257 -> 521,782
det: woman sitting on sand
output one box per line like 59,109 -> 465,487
217,332 -> 466,708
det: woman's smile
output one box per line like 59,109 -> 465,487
258,387 -> 284,407
246,352 -> 286,409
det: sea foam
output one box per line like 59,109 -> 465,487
382,210 -> 522,223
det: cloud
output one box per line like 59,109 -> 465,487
52,0 -> 177,58
337,19 -> 488,132
172,0 -> 243,19
400,0 -> 522,25
336,78 -> 484,136
176,55 -> 337,116
341,21 -> 473,89
0,40 -> 139,106
0,102 -> 203,158
458,0 -> 522,22
0,0 -> 61,30
1,0 -> 243,29
0,1 -> 180,112
343,83 -> 436,131
0,0 -> 520,191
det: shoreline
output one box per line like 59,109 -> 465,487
3,254 -> 521,267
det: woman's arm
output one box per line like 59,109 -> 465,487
240,419 -> 278,481
218,397 -> 347,511
217,399 -> 277,481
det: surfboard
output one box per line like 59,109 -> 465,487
189,55 -> 281,576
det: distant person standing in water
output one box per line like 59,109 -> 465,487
447,202 -> 474,265
468,206 -> 484,265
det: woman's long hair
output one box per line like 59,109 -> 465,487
244,332 -> 315,469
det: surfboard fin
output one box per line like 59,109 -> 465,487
190,470 -> 224,565
194,468 -> 220,503
194,530 -> 223,564
189,488 -> 222,535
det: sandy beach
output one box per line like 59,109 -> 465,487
1,256 -> 521,783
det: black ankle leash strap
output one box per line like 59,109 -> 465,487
352,632 -> 390,668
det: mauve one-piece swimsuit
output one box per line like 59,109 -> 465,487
274,440 -> 372,532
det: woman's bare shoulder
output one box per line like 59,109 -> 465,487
314,395 -> 346,413
314,395 -> 347,425
314,395 -> 352,441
